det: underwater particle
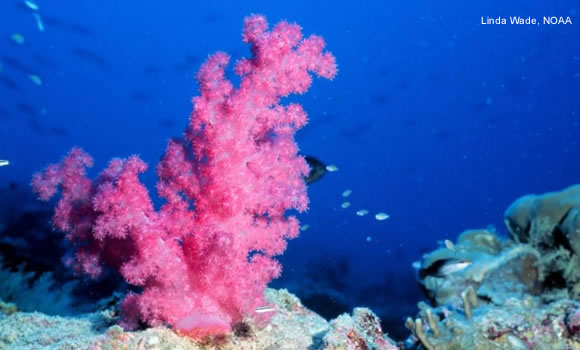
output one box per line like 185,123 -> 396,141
342,189 -> 352,197
0,160 -> 9,166
24,0 -> 39,10
10,34 -> 25,44
300,224 -> 310,231
341,201 -> 351,209
366,236 -> 372,242
33,13 -> 44,32
28,74 -> 42,85
444,239 -> 456,252
375,212 -> 389,221
356,209 -> 369,216
326,164 -> 339,172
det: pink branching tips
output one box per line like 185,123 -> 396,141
32,15 -> 336,338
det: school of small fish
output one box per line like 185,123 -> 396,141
5,2 -> 44,92
337,186 -> 390,223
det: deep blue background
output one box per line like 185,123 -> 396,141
1,0 -> 579,338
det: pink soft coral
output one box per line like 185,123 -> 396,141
32,15 -> 336,337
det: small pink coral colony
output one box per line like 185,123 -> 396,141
32,15 -> 336,337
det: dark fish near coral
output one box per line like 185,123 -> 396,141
340,122 -> 372,143
27,119 -> 44,134
68,23 -> 94,37
71,48 -> 112,71
27,119 -> 69,137
32,54 -> 58,68
0,106 -> 11,119
1,55 -> 35,74
304,156 -> 326,185
41,15 -> 68,29
0,76 -> 21,91
173,54 -> 200,72
417,257 -> 472,279
41,15 -> 94,36
16,102 -> 37,116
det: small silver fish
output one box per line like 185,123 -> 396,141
326,164 -> 339,172
28,74 -> 42,85
33,13 -> 44,32
24,1 -> 39,10
10,33 -> 25,44
375,212 -> 389,221
437,259 -> 471,277
356,209 -> 369,216
255,306 -> 276,314
444,239 -> 456,252
0,160 -> 9,167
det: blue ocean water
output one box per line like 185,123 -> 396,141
0,0 -> 578,341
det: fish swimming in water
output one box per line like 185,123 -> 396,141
255,305 -> 276,314
418,257 -> 472,279
444,239 -> 456,252
304,155 -> 327,185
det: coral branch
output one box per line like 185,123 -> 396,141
32,15 -> 336,337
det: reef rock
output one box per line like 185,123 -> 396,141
0,288 -> 399,350
410,185 -> 580,349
